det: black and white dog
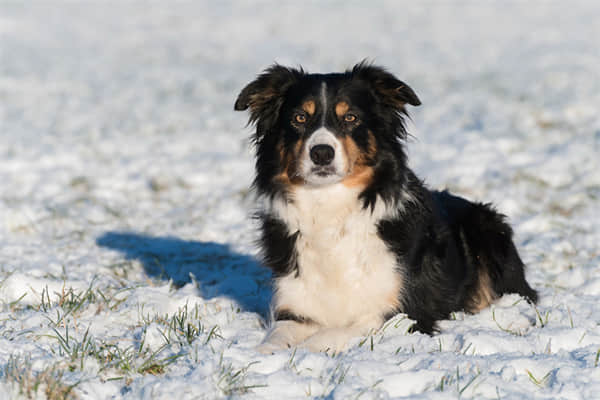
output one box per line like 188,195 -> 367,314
235,62 -> 537,353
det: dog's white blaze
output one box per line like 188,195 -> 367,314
306,127 -> 339,150
270,184 -> 402,340
320,81 -> 327,125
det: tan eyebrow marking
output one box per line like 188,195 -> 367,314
302,100 -> 316,115
335,101 -> 350,118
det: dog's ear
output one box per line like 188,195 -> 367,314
351,61 -> 421,110
235,64 -> 303,127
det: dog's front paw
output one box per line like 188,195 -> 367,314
257,320 -> 319,353
300,329 -> 350,354
256,338 -> 291,354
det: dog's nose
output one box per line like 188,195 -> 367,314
310,144 -> 335,166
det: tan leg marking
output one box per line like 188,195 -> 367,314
470,269 -> 497,312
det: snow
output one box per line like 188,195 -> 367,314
1,2 -> 599,399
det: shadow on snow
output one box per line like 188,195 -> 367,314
96,232 -> 271,318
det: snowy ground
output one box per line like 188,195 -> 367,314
1,2 -> 600,399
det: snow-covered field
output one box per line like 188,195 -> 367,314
1,2 -> 599,398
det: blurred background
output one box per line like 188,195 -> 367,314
2,1 -> 598,274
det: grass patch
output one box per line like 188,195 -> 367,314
96,341 -> 181,376
45,321 -> 181,377
526,369 -> 552,387
215,352 -> 265,395
437,365 -> 481,396
40,281 -> 131,328
353,379 -> 383,399
50,325 -> 96,371
534,306 -> 551,328
138,303 -> 223,349
317,360 -> 353,396
358,330 -> 377,351
492,308 -> 524,336
2,356 -> 79,400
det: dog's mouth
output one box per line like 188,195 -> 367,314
312,166 -> 336,177
304,166 -> 344,185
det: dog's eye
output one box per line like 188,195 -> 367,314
344,114 -> 357,122
294,114 -> 307,124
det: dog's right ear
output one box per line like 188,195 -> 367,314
234,65 -> 302,127
351,61 -> 421,110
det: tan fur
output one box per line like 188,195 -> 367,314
342,166 -> 374,188
341,132 -> 377,189
302,100 -> 316,116
469,269 -> 497,312
335,101 -> 349,118
275,140 -> 306,186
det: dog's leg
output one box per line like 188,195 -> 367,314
300,315 -> 383,353
257,320 -> 319,354
490,236 -> 538,303
463,203 -> 538,305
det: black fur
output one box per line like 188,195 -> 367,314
236,62 -> 537,335
274,309 -> 315,324
256,213 -> 299,278
377,175 -> 538,333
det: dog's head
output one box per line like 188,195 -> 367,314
235,62 -> 420,199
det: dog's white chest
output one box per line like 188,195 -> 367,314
271,185 -> 402,327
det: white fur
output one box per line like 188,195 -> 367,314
261,184 -> 403,352
320,81 -> 327,125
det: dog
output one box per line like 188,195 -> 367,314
234,62 -> 538,353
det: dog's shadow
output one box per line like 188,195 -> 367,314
96,232 -> 272,318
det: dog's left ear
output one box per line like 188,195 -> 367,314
351,61 -> 421,110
